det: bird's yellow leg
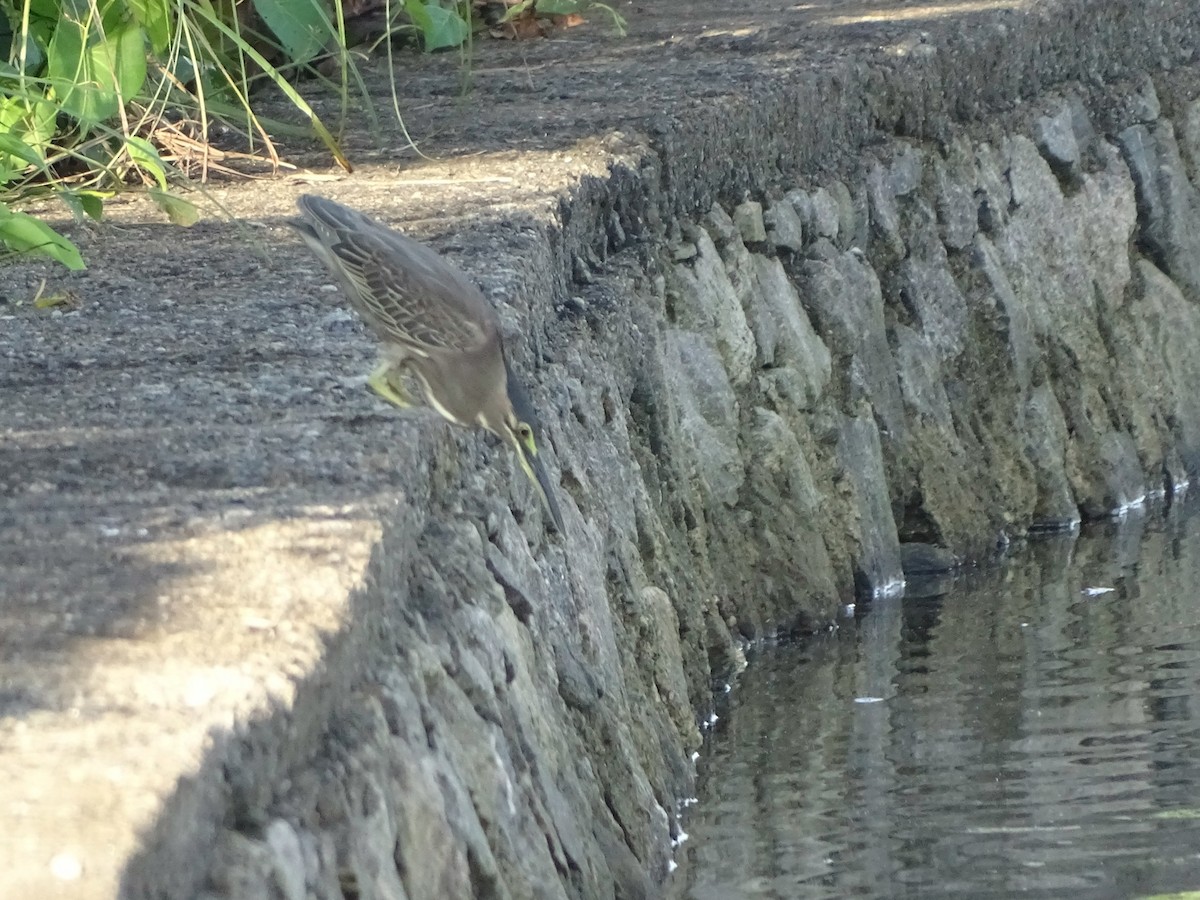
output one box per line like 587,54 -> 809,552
367,362 -> 417,409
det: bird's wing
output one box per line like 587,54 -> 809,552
293,195 -> 499,354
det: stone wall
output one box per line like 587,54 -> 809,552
0,2 -> 1188,898
185,79 -> 1200,900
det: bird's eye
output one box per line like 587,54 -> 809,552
518,422 -> 533,440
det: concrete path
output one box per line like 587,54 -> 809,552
2,1 -> 1198,897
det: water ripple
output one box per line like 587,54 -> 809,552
670,506 -> 1200,899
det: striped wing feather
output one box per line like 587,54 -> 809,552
295,195 -> 497,354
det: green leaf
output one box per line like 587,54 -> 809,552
0,208 -> 86,270
6,26 -> 46,76
404,0 -> 468,51
148,189 -> 198,226
253,0 -> 328,64
0,133 -> 47,169
421,3 -> 469,51
57,190 -> 106,222
0,99 -> 57,180
57,191 -> 85,222
127,0 -> 172,55
46,18 -> 95,121
28,0 -> 67,23
403,0 -> 433,35
47,19 -> 148,124
76,192 -> 106,221
0,97 -> 58,147
168,52 -> 196,85
531,0 -> 583,13
109,22 -> 149,101
125,135 -> 168,189
500,0 -> 533,21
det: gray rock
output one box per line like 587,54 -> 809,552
933,152 -> 978,251
812,185 -> 842,242
1119,121 -> 1200,302
836,415 -> 904,598
763,199 -> 805,251
732,200 -> 767,243
866,161 -> 905,268
784,188 -> 814,236
746,408 -> 823,516
743,408 -> 841,609
208,833 -> 280,900
744,254 -> 831,406
265,820 -> 307,900
1068,141 -> 1138,311
895,248 -> 969,362
1067,96 -> 1100,161
1022,385 -> 1080,528
662,329 -> 744,505
1094,432 -> 1148,518
889,143 -> 924,196
966,235 -> 1037,391
665,228 -> 758,386
1005,135 -> 1050,210
702,202 -> 737,244
1126,71 -> 1162,125
892,325 -> 953,428
799,248 -> 906,442
1181,97 -> 1200,187
837,180 -> 866,250
974,141 -> 1012,233
641,586 -> 702,750
671,241 -> 697,262
1123,259 -> 1200,477
1034,103 -> 1082,183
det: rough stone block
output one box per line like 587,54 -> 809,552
665,229 -> 758,386
640,586 -> 702,750
1023,385 -> 1080,528
838,180 -> 866,250
742,407 -> 841,609
1069,142 -> 1137,310
836,415 -> 904,598
933,154 -> 978,251
732,200 -> 767,243
702,202 -> 737,244
662,329 -> 744,506
809,186 -> 842,242
866,162 -> 906,268
1128,259 -> 1200,476
1125,72 -> 1162,126
799,249 -> 905,441
974,141 -> 1012,233
892,325 -> 953,428
763,199 -> 805,251
967,236 -> 1037,392
265,821 -> 307,900
745,255 -> 831,405
889,143 -> 924,196
1181,97 -> 1200,187
895,251 -> 969,362
1119,121 -> 1200,302
1034,103 -> 1082,183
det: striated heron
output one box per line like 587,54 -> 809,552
290,194 -> 565,532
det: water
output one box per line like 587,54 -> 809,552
669,503 -> 1200,900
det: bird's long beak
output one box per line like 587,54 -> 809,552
509,434 -> 566,533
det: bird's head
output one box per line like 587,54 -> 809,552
482,360 -> 565,533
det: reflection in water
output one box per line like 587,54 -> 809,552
669,503 -> 1200,900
